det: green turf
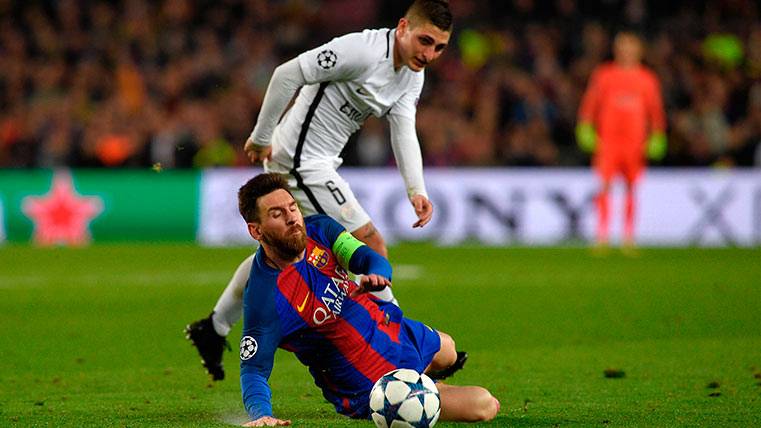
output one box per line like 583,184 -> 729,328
1,244 -> 759,427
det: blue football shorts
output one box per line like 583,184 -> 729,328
398,317 -> 442,374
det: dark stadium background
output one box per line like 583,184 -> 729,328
1,0 -> 759,169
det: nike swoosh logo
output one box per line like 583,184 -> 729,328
297,292 -> 310,312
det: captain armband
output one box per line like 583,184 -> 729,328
332,231 -> 366,268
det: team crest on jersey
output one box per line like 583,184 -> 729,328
307,246 -> 330,268
317,49 -> 337,69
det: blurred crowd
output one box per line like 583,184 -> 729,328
1,0 -> 761,169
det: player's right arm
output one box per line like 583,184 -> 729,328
308,215 -> 392,294
245,58 -> 306,163
337,231 -> 393,296
343,236 -> 392,296
240,261 -> 287,423
240,322 -> 283,422
313,214 -> 392,279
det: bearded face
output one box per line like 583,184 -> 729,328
248,188 -> 307,263
260,223 -> 307,260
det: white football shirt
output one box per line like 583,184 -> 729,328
268,28 -> 424,171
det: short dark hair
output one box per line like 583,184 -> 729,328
405,0 -> 453,32
238,173 -> 291,222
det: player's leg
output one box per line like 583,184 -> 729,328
595,180 -> 613,245
425,331 -> 468,380
211,254 -> 254,335
623,180 -> 637,245
426,332 -> 457,372
622,156 -> 644,247
437,383 -> 500,422
377,319 -> 494,419
185,254 -> 254,380
593,154 -> 616,245
351,221 -> 388,257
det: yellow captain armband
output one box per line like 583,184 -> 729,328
332,231 -> 366,268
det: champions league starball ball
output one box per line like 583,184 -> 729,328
369,369 -> 440,428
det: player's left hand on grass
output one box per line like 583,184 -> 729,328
350,274 -> 391,297
242,416 -> 291,427
647,131 -> 667,161
410,194 -> 433,228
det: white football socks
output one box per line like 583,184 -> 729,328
211,254 -> 254,337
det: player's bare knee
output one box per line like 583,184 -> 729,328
438,332 -> 457,367
427,333 -> 455,372
472,388 -> 499,421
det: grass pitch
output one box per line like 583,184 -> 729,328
1,244 -> 759,427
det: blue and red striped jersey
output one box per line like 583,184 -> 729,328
240,214 -> 403,419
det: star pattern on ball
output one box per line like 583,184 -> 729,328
370,369 -> 440,427
317,49 -> 338,70
21,170 -> 104,246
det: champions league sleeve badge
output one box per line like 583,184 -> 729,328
240,336 -> 258,361
317,50 -> 337,70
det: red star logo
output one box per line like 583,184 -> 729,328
22,171 -> 104,246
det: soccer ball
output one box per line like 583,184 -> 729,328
369,368 -> 440,428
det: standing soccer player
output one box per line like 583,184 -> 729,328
186,1 -> 463,381
235,173 -> 498,426
576,31 -> 667,248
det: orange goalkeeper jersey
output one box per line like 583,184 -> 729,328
578,63 -> 665,155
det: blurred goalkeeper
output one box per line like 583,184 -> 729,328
576,31 -> 667,247
233,173 -> 498,426
186,0 -> 455,381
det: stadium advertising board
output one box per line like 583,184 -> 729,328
1,168 -> 759,246
0,169 -> 199,244
0,197 -> 5,244
199,168 -> 761,247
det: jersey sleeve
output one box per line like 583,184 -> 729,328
240,254 -> 284,420
578,67 -> 604,124
249,58 -> 307,147
388,74 -> 424,120
645,71 -> 666,133
387,75 -> 426,198
298,32 -> 375,84
388,113 -> 427,199
348,245 -> 392,280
